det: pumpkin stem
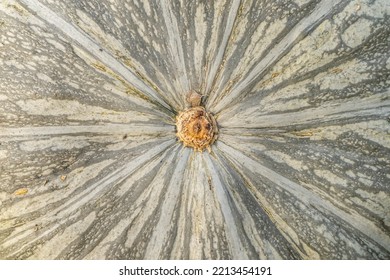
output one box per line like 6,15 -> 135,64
186,91 -> 203,107
176,106 -> 218,152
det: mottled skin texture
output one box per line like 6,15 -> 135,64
0,0 -> 389,259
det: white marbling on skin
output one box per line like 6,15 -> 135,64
0,0 -> 389,259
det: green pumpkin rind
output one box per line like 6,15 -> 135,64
0,0 -> 389,259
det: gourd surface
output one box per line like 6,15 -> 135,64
0,0 -> 389,259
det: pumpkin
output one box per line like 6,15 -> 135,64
0,0 -> 389,260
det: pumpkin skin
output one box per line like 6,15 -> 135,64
0,0 -> 389,260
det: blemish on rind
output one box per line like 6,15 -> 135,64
14,188 -> 28,196
7,3 -> 28,16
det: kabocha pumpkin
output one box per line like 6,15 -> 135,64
0,0 -> 389,259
